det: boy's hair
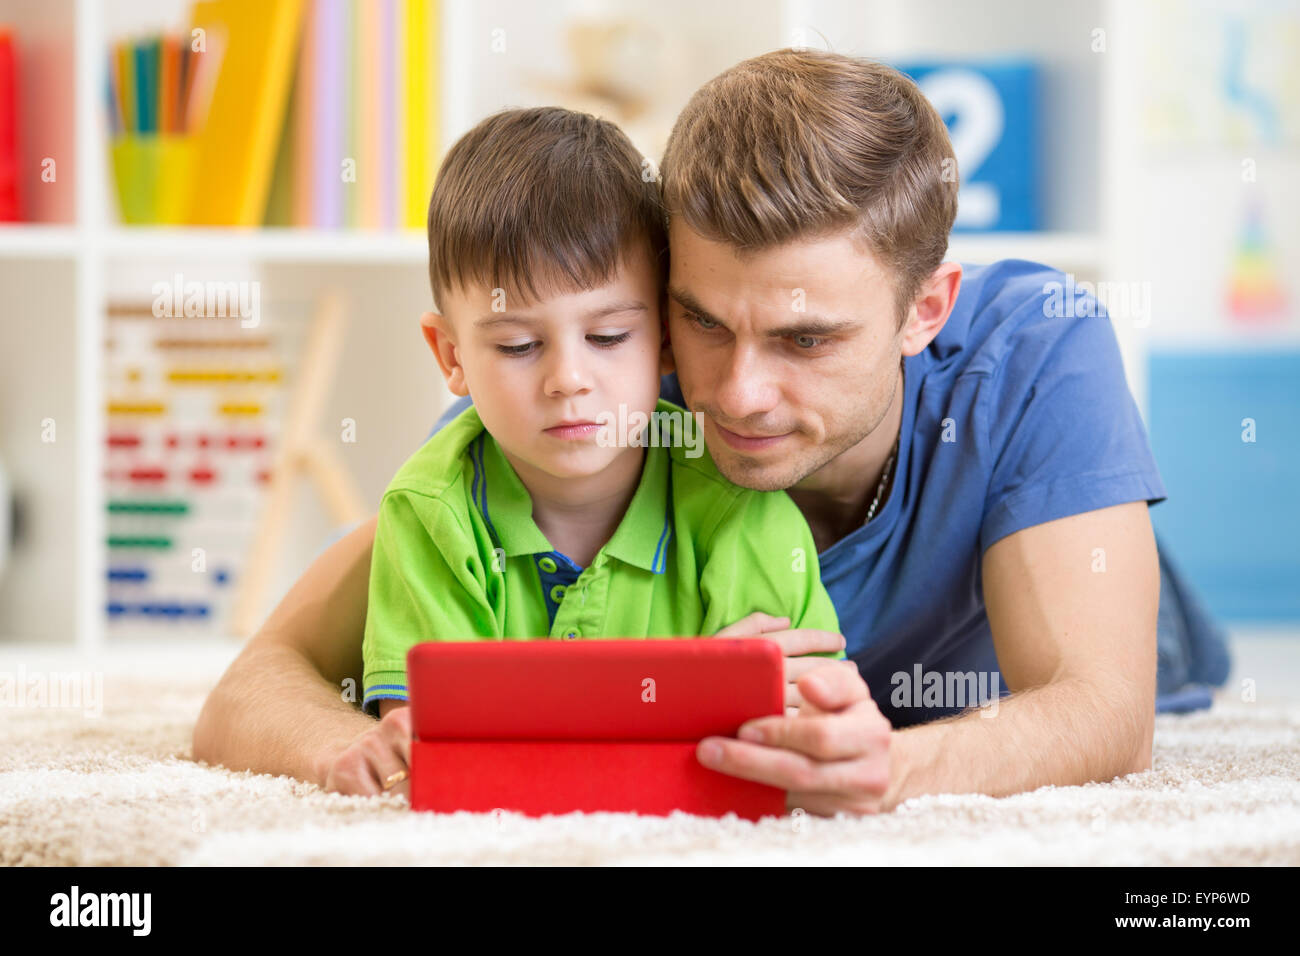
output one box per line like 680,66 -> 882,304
660,49 -> 958,329
427,107 -> 667,312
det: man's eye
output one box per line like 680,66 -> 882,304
689,312 -> 719,330
588,331 -> 632,348
496,342 -> 538,356
793,334 -> 825,349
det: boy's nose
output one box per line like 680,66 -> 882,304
542,351 -> 593,397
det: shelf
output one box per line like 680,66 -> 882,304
0,227 -> 1101,270
944,232 -> 1101,272
2,0 -> 1233,650
0,225 -> 82,259
104,227 -> 428,263
1145,329 -> 1300,351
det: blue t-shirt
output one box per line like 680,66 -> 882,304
428,260 -> 1168,727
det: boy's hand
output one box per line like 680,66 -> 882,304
319,703 -> 412,797
713,612 -> 855,711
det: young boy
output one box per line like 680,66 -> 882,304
362,107 -> 841,718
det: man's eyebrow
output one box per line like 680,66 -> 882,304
766,316 -> 859,337
667,286 -> 717,322
669,286 -> 858,337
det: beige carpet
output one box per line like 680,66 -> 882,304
2,640 -> 1299,866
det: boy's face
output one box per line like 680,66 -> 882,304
422,245 -> 668,481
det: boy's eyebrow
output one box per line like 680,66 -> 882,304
474,315 -> 533,329
668,286 -> 859,337
584,300 -> 648,320
474,300 -> 648,327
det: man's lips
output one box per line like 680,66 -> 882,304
712,420 -> 792,451
544,421 -> 600,440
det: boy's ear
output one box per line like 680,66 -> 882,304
658,318 -> 675,376
420,311 -> 469,397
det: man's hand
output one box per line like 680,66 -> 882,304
318,703 -> 412,797
696,660 -> 892,816
713,611 -> 855,711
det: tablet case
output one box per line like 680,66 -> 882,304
408,638 -> 786,820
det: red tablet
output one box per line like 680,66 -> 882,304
407,638 -> 786,820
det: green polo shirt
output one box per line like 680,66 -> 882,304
362,399 -> 842,716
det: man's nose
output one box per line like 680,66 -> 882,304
713,345 -> 779,421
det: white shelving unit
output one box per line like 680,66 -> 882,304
1,0 -> 1146,650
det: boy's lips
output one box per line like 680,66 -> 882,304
544,420 -> 600,440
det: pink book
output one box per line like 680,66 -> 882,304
377,0 -> 395,230
291,0 -> 317,225
314,0 -> 346,228
355,0 -> 379,228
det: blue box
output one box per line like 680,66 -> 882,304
894,59 -> 1040,232
1148,349 -> 1300,622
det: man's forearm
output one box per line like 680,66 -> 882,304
192,516 -> 381,787
882,675 -> 1152,810
192,638 -> 375,786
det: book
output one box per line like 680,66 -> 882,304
404,0 -> 437,229
186,0 -> 305,225
0,28 -> 19,220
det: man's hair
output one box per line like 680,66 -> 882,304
427,106 -> 667,311
660,49 -> 958,327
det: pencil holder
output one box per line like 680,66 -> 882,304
110,134 -> 197,224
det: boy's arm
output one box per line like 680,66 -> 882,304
699,490 -> 848,709
699,488 -> 842,641
363,489 -> 498,716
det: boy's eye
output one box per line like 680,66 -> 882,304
496,341 -> 539,356
587,331 -> 632,348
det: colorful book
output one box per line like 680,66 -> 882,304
344,0 -> 358,227
0,28 -> 19,220
377,0 -> 395,230
316,0 -> 346,227
404,0 -> 437,229
290,0 -> 317,225
186,0 -> 304,225
356,0 -> 379,228
263,43 -> 299,227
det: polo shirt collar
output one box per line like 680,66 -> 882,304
602,435 -> 673,574
470,419 -> 673,574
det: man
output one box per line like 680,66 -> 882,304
193,49 -> 1226,815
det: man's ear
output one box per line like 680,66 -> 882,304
900,261 -> 962,358
420,311 -> 469,397
658,317 -> 675,376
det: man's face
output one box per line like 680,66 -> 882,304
427,245 -> 666,481
666,220 -> 907,492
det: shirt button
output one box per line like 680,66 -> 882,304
549,584 -> 567,603
565,630 -> 579,639
538,556 -> 557,573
